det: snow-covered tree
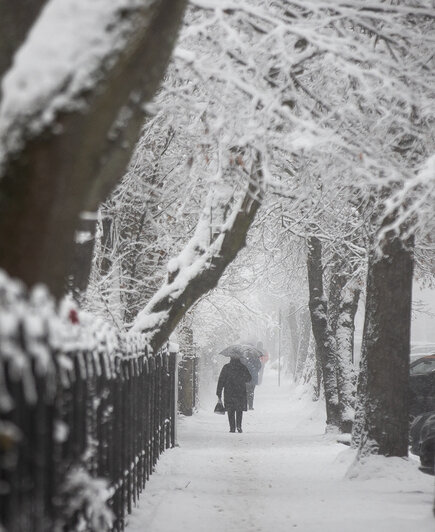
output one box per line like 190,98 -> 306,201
1,0 -> 434,461
0,0 -> 188,297
168,0 -> 435,454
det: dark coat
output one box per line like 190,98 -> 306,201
217,358 -> 252,411
242,355 -> 262,386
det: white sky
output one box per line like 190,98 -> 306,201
411,285 -> 435,345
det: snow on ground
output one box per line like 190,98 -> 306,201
126,369 -> 434,532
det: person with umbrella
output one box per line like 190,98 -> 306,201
243,351 -> 262,410
226,342 -> 263,409
216,347 -> 252,433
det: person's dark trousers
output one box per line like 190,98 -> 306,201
246,383 -> 256,409
227,408 -> 243,432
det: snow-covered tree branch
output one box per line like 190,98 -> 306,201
0,0 -> 188,297
0,0 -> 48,82
132,153 -> 264,352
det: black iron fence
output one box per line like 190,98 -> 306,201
0,279 -> 177,532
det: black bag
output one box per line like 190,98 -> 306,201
214,399 -> 226,415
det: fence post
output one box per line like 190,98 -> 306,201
168,345 -> 178,447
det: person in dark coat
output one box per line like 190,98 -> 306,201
243,354 -> 262,410
217,357 -> 252,433
256,341 -> 269,386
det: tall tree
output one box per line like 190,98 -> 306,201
328,253 -> 360,434
354,218 -> 414,457
307,236 -> 340,428
0,0 -> 188,297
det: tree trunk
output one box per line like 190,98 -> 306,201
286,304 -> 299,377
295,309 -> 311,382
351,347 -> 367,449
335,286 -> 360,433
300,338 -> 321,400
356,230 -> 414,457
0,0 -> 188,298
69,214 -> 98,300
88,213 -> 123,326
307,236 -> 340,428
328,255 -> 360,433
101,216 -> 115,274
177,318 -> 198,416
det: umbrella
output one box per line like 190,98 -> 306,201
219,344 -> 263,359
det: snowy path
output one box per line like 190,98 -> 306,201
126,370 -> 434,532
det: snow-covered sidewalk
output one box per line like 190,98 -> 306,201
126,370 -> 434,532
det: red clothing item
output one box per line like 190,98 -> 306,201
260,352 -> 269,364
68,308 -> 79,324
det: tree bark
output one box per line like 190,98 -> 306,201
295,309 -> 311,382
286,304 -> 299,376
177,318 -> 198,416
69,214 -> 98,300
335,286 -> 360,433
0,0 -> 188,298
357,229 -> 414,457
351,346 -> 367,449
307,236 -> 340,428
328,255 -> 360,433
301,338 -> 321,400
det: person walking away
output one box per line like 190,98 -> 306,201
217,357 -> 252,433
256,341 -> 269,386
243,354 -> 262,410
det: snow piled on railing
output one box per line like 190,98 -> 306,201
0,269 -> 155,409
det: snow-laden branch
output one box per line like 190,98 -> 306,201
380,153 -> 435,241
0,0 -> 48,84
131,154 -> 264,352
1,0 -> 143,156
0,0 -> 188,297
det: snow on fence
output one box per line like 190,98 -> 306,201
0,273 -> 177,532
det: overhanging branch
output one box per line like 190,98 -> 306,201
131,154 -> 264,352
0,0 -> 188,297
0,0 -> 48,85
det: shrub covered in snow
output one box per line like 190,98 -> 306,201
54,466 -> 114,532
